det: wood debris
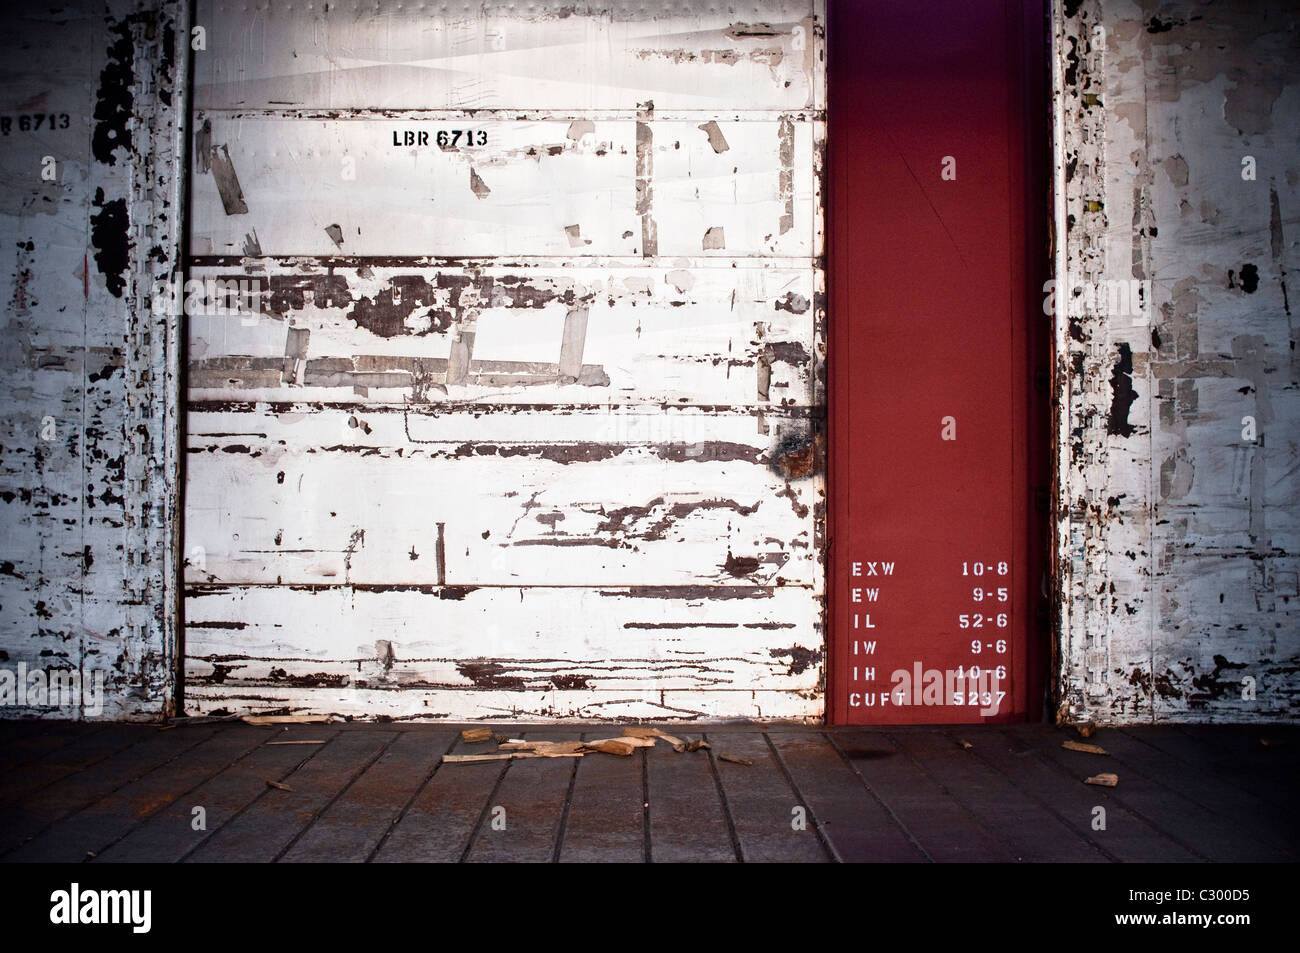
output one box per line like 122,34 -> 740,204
243,714 -> 330,725
444,752 -> 583,763
1084,773 -> 1118,787
1062,740 -> 1108,755
956,739 -> 973,750
498,740 -> 586,756
1076,723 -> 1096,739
266,780 -> 294,791
585,739 -> 637,756
441,727 -> 715,764
621,726 -> 660,739
589,735 -> 656,749
718,754 -> 753,766
613,726 -> 696,751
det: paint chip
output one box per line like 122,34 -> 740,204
566,119 -> 595,141
702,226 -> 726,250
208,144 -> 248,215
697,120 -> 730,153
470,167 -> 491,199
195,119 -> 212,174
324,224 -> 344,248
666,269 -> 695,293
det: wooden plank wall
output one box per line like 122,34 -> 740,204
183,0 -> 828,721
1052,0 -> 1300,723
0,2 -> 185,720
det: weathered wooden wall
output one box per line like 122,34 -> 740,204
1052,0 -> 1299,723
182,0 -> 829,720
5,0 -> 1293,726
0,2 -> 185,719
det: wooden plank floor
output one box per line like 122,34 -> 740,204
0,721 -> 1294,863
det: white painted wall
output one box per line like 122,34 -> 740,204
0,1 -> 185,719
3,0 -> 1292,725
1053,0 -> 1299,723
181,0 -> 828,721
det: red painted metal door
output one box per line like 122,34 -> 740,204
828,0 -> 1049,724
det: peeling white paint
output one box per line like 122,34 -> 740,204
1053,0 -> 1299,724
182,0 -> 828,720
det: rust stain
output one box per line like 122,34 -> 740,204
770,429 -> 824,481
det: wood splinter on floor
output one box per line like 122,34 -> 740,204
441,728 -> 715,765
265,780 -> 294,792
444,752 -> 584,763
718,754 -> 753,766
499,740 -> 587,756
1084,773 -> 1118,787
587,739 -> 636,756
1062,740 -> 1108,755
956,739 -> 973,750
624,726 -> 691,751
243,714 -> 331,726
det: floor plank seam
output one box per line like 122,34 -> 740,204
1024,739 -> 1213,862
458,747 -> 515,863
640,746 -> 651,864
0,722 -> 112,774
765,733 -> 840,863
1075,731 -> 1294,861
365,730 -> 461,863
823,731 -> 931,863
0,726 -> 163,819
550,735 -> 583,864
90,726 -> 272,862
701,732 -> 745,863
968,728 -> 1118,862
882,729 -> 1012,861
174,729 -> 342,863
272,730 -> 403,862
1116,725 -> 1297,818
0,725 -> 219,860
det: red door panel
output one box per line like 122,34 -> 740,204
828,0 -> 1048,724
